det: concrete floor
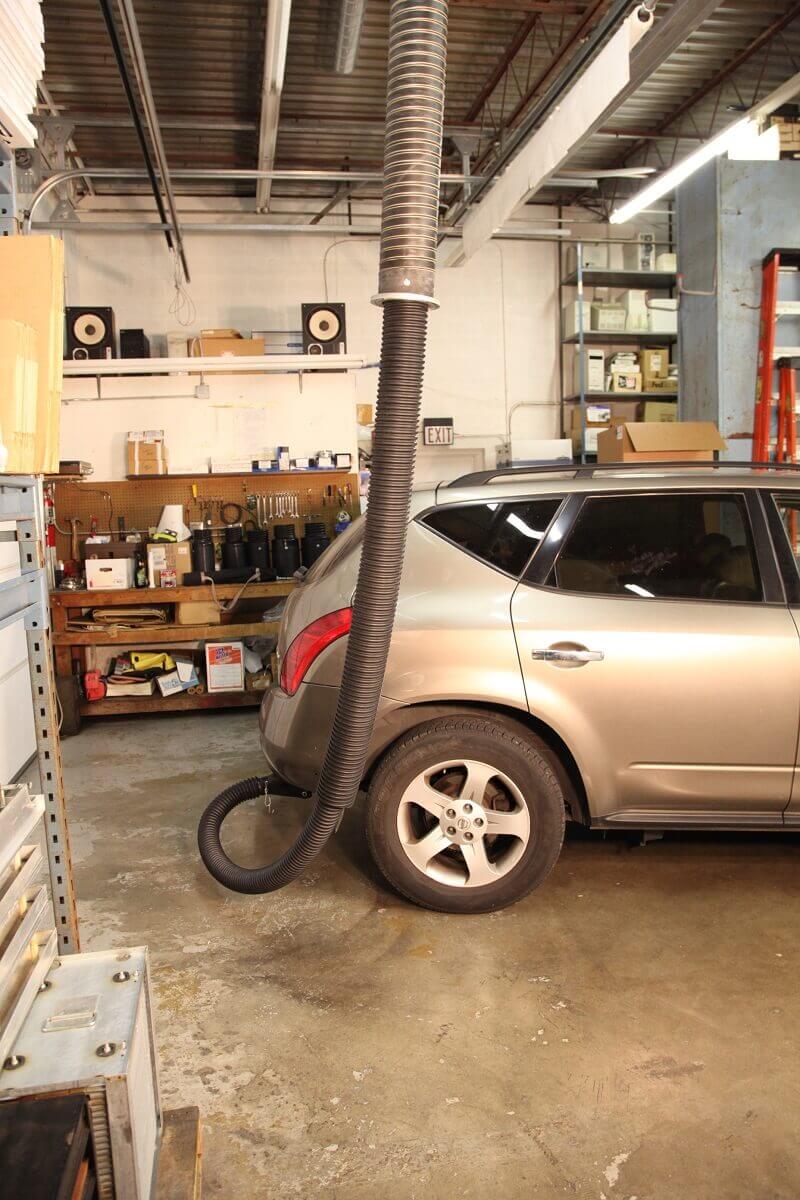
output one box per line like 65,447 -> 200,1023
61,711 -> 800,1200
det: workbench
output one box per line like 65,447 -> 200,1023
50,580 -> 294,726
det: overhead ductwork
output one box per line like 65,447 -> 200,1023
334,0 -> 367,75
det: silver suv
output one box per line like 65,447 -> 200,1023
260,465 -> 800,913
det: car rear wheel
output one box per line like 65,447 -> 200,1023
365,716 -> 565,913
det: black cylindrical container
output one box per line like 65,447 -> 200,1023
301,521 -> 330,568
272,524 -> 300,577
191,528 -> 215,575
245,528 -> 270,573
222,524 -> 247,570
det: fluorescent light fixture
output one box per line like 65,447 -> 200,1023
610,117 -> 755,224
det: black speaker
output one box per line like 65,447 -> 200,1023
120,328 -> 150,358
65,307 -> 116,360
301,302 -> 347,356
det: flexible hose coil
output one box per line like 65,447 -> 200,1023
198,0 -> 448,894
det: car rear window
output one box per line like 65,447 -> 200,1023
421,498 -> 561,577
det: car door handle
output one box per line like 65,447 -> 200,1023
531,646 -> 604,664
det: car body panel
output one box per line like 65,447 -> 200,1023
510,580 -> 800,820
261,467 -> 800,829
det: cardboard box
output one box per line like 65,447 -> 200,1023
562,300 -> 592,339
590,302 -> 626,332
617,290 -> 649,332
82,539 -> 138,561
85,558 -> 135,590
205,640 -> 245,692
648,298 -> 678,334
581,348 -> 605,392
622,233 -> 655,272
157,664 -> 200,697
642,401 -> 678,423
641,347 -> 669,384
356,404 -> 374,426
611,371 -> 642,393
146,540 -> 192,588
647,375 -> 679,393
175,601 -> 222,626
127,430 -> 168,476
0,236 -> 63,473
596,421 -> 726,464
566,243 -> 608,272
0,320 -> 39,473
192,336 -> 265,358
570,405 -> 612,454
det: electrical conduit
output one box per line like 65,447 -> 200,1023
198,0 -> 449,892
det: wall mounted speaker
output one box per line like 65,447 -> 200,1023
301,302 -> 347,356
65,307 -> 116,360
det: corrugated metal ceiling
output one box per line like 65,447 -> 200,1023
38,0 -> 800,206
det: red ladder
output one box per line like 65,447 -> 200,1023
753,248 -> 800,462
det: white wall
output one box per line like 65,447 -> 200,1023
60,223 -> 562,480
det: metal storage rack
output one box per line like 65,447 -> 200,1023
559,240 -> 679,462
0,476 -> 79,953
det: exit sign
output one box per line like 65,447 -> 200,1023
423,418 -> 454,446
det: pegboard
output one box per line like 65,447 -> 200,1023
51,471 -> 360,562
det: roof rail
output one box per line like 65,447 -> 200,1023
448,460 -> 800,488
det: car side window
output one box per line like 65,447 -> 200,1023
422,498 -> 561,577
549,492 -> 762,602
772,493 -> 800,568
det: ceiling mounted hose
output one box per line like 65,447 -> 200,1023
197,0 -> 449,894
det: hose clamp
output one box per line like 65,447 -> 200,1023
371,292 -> 441,308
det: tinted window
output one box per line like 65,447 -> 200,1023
551,493 -> 761,602
772,493 -> 800,570
423,499 -> 561,576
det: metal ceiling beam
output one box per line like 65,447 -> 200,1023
444,0 -> 722,232
112,0 -> 190,280
449,0 -> 585,11
256,0 -> 292,212
618,0 -> 800,165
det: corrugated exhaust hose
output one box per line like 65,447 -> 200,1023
198,0 -> 449,893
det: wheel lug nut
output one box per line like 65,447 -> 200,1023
446,808 -> 456,819
446,826 -> 457,835
474,817 -> 484,827
464,831 -> 474,841
463,802 -> 473,814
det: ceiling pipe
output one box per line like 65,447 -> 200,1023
97,0 -> 175,261
112,0 -> 190,280
23,165 -> 611,232
334,0 -> 367,74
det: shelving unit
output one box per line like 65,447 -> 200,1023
0,476 -> 79,954
50,581 -> 294,724
559,240 -> 679,461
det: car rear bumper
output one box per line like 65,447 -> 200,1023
259,681 -> 414,792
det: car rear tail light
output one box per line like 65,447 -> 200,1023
280,607 -> 353,696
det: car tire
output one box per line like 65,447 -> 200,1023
365,715 -> 566,914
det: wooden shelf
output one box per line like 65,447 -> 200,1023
561,268 -> 677,290
53,620 -> 278,647
563,331 -> 678,346
80,690 -> 263,717
50,582 -> 292,606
